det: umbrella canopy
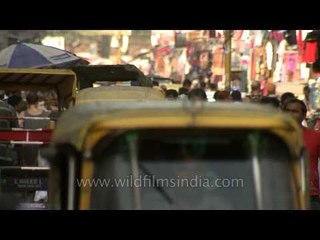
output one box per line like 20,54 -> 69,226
0,42 -> 88,68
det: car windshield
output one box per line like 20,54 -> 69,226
88,129 -> 297,210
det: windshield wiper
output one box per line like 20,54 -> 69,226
138,163 -> 176,206
126,132 -> 176,208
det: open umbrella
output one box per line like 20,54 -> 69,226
0,42 -> 89,68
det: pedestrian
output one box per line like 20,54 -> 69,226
282,98 -> 320,210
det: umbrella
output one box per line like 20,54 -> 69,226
0,42 -> 89,68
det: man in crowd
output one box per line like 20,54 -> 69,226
282,98 -> 320,210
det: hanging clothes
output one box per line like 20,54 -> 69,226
266,41 -> 273,70
254,31 -> 263,47
285,30 -> 297,45
284,52 -> 298,73
283,52 -> 298,82
277,39 -> 287,82
269,30 -> 284,44
303,30 -> 320,62
273,61 -> 282,82
261,30 -> 270,42
211,46 -> 224,76
297,30 -> 304,59
240,30 -> 250,41
302,41 -> 318,63
277,39 -> 287,56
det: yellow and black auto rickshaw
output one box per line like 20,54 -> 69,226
46,101 -> 309,210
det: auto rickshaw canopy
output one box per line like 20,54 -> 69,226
75,86 -> 164,104
72,64 -> 152,90
52,101 -> 304,157
0,68 -> 77,107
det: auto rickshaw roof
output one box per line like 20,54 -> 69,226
53,101 -> 303,156
0,68 -> 76,105
72,64 -> 152,89
75,86 -> 164,104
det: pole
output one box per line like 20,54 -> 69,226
224,30 -> 232,90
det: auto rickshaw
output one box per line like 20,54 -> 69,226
0,68 -> 77,209
75,86 -> 164,104
0,68 -> 77,164
72,64 -> 153,90
46,101 -> 309,210
0,68 -> 77,110
71,64 -> 164,104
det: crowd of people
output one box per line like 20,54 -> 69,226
0,90 -> 61,204
0,90 -> 59,166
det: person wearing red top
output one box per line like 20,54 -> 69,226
282,98 -> 320,210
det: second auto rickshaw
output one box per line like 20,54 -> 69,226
0,68 -> 77,209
